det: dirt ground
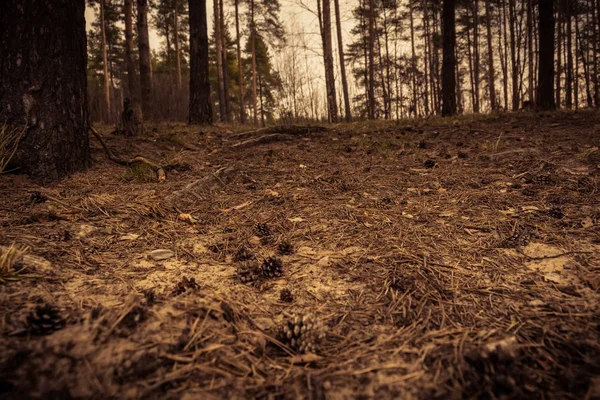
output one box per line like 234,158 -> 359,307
1,111 -> 599,399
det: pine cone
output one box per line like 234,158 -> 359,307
277,241 -> 294,255
280,288 -> 294,303
171,276 -> 199,296
26,304 -> 65,336
534,174 -> 555,185
254,223 -> 271,237
237,260 -> 262,284
261,257 -> 283,278
280,314 -> 324,354
233,246 -> 253,262
30,191 -> 47,204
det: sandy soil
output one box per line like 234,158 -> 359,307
1,111 -> 599,399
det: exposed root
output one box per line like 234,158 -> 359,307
90,125 -> 165,182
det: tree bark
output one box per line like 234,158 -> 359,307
508,0 -> 519,110
137,0 -> 152,119
123,0 -> 143,136
565,0 -> 573,108
527,0 -> 534,103
174,1 -> 183,90
0,0 -> 90,179
220,0 -> 231,122
486,0 -> 498,111
214,0 -> 226,122
367,0 -> 376,119
409,2 -> 418,116
556,1 -> 562,107
322,0 -> 338,122
334,0 -> 351,121
537,0 -> 555,110
250,0 -> 258,126
100,0 -> 111,122
188,0 -> 213,124
473,0 -> 480,113
442,0 -> 457,116
234,0 -> 245,123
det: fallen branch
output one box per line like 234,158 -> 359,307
231,133 -> 295,148
167,167 -> 237,210
89,125 -> 165,182
225,125 -> 328,141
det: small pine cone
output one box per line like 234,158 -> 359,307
254,223 -> 271,237
261,257 -> 283,278
233,246 -> 253,262
280,314 -> 325,354
280,288 -> 294,303
26,304 -> 65,336
30,191 -> 48,204
548,207 -> 564,219
277,241 -> 294,255
237,261 -> 262,284
534,174 -> 555,186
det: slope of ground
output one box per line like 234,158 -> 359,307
1,111 -> 599,399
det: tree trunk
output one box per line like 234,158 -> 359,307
486,0 -> 498,111
220,0 -> 231,122
367,0 -> 376,119
137,0 -> 152,119
556,1 -> 562,107
318,0 -> 338,123
442,0 -> 457,116
334,0 -> 351,121
409,2 -> 418,116
508,0 -> 519,110
537,0 -> 555,110
234,0 -> 245,123
100,0 -> 111,122
214,0 -> 226,122
123,0 -> 143,136
251,0 -> 258,126
174,1 -> 183,90
565,0 -> 573,108
188,0 -> 213,124
0,0 -> 90,179
473,0 -> 480,113
527,0 -> 534,103
500,0 -> 509,110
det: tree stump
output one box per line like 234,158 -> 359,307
120,98 -> 144,136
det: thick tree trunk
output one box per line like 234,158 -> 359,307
174,2 -> 182,90
367,0 -> 376,119
500,0 -> 509,110
137,0 -> 152,119
188,0 -> 213,124
334,0 -> 351,121
234,0 -> 245,123
214,0 -> 226,122
0,0 -> 90,179
486,0 -> 498,111
318,0 -> 338,123
442,0 -> 457,116
537,0 -> 555,110
100,0 -> 111,122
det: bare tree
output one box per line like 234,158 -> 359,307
334,0 -> 351,121
537,0 -> 555,110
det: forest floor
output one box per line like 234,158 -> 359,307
1,111 -> 599,399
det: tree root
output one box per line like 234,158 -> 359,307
89,125 -> 165,181
225,125 -> 328,142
